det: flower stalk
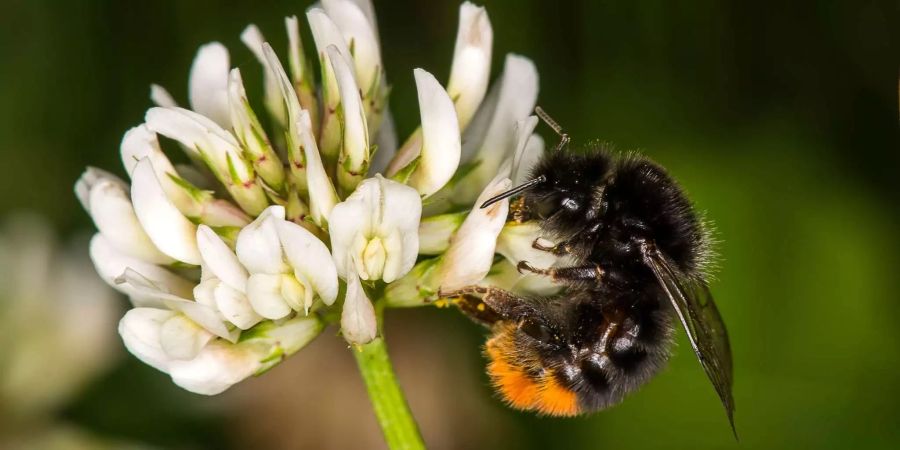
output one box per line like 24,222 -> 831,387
353,326 -> 425,450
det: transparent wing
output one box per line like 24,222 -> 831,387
642,243 -> 736,437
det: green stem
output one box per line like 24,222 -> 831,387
353,335 -> 425,450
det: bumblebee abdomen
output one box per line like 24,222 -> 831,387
485,327 -> 580,417
484,294 -> 675,416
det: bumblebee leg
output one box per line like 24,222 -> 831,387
517,261 -> 603,283
438,285 -> 528,319
447,295 -> 503,327
532,238 -> 572,256
437,285 -> 490,298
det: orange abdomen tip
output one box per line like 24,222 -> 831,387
486,340 -> 540,410
534,375 -> 579,417
485,335 -> 580,417
488,358 -> 541,411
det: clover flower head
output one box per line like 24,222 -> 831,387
77,0 -> 552,396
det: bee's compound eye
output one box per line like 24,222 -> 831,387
561,198 -> 579,211
520,319 -> 554,343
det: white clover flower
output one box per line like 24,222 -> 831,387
188,42 -> 231,128
437,174 -> 511,291
119,124 -> 250,227
322,0 -> 383,103
76,167 -> 173,265
387,112 -> 552,306
432,54 -> 540,211
118,305 -> 322,395
236,206 -> 338,319
406,69 -> 462,198
329,176 -> 421,283
77,0 -> 551,396
447,2 -> 493,130
89,234 -> 194,308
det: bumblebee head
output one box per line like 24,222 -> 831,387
480,151 -> 613,235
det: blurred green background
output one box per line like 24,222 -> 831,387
1,0 -> 898,449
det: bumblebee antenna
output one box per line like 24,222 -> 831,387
480,175 -> 546,209
535,106 -> 570,152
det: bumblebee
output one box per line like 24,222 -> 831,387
440,107 -> 735,434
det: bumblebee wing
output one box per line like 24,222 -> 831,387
642,245 -> 736,436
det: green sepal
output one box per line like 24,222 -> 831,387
390,156 -> 420,185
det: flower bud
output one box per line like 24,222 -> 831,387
261,43 -> 307,196
447,2 -> 493,130
188,43 -> 231,128
341,270 -> 377,345
286,16 -> 319,131
240,25 -> 286,129
298,110 -> 339,228
145,106 -> 269,216
321,0 -> 386,131
262,43 -> 339,226
307,8 -> 351,165
228,68 -> 286,194
328,45 -> 371,195
322,0 -> 381,104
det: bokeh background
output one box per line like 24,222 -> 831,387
1,0 -> 898,449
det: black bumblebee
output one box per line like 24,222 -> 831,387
440,107 -> 735,434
